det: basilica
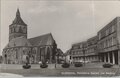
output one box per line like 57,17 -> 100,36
2,9 -> 57,64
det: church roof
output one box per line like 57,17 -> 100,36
4,36 -> 32,49
10,9 -> 27,26
28,33 -> 55,46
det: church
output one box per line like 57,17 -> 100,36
2,9 -> 57,64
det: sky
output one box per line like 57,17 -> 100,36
1,0 -> 120,55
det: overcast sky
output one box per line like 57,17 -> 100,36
1,0 -> 120,55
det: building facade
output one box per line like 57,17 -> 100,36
67,17 -> 120,65
70,41 -> 87,63
69,36 -> 99,63
85,36 -> 99,62
65,49 -> 71,63
97,17 -> 120,65
2,9 -> 57,64
86,36 -> 99,62
56,48 -> 64,63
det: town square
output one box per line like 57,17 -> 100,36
0,0 -> 120,77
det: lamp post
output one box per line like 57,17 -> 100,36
55,56 -> 57,68
55,52 -> 59,68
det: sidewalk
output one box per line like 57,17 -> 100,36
0,62 -> 119,69
0,62 -> 120,77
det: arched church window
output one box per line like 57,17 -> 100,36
14,27 -> 16,33
23,27 -> 27,34
33,47 -> 36,54
15,26 -> 19,33
12,27 -> 14,33
19,26 -> 22,33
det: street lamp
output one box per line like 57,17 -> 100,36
55,56 -> 57,68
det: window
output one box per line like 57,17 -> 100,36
12,28 -> 14,33
106,40 -> 108,48
75,51 -> 77,55
102,32 -> 104,38
113,36 -> 116,45
109,38 -> 112,46
106,29 -> 108,36
23,50 -> 25,55
16,26 -> 19,32
72,51 -> 74,55
111,25 -> 115,33
111,37 -> 113,46
99,33 -> 101,40
102,42 -> 104,49
108,38 -> 110,46
103,41 -> 105,48
80,44 -> 82,49
9,28 -> 11,33
23,27 -> 27,33
109,27 -> 112,34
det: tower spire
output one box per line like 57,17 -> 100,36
16,8 -> 20,17
9,8 -> 27,41
11,8 -> 27,26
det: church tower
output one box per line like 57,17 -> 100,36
9,8 -> 27,41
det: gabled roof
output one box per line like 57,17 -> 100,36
65,49 -> 71,55
4,36 -> 32,49
56,49 -> 63,56
28,33 -> 55,46
10,9 -> 27,26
